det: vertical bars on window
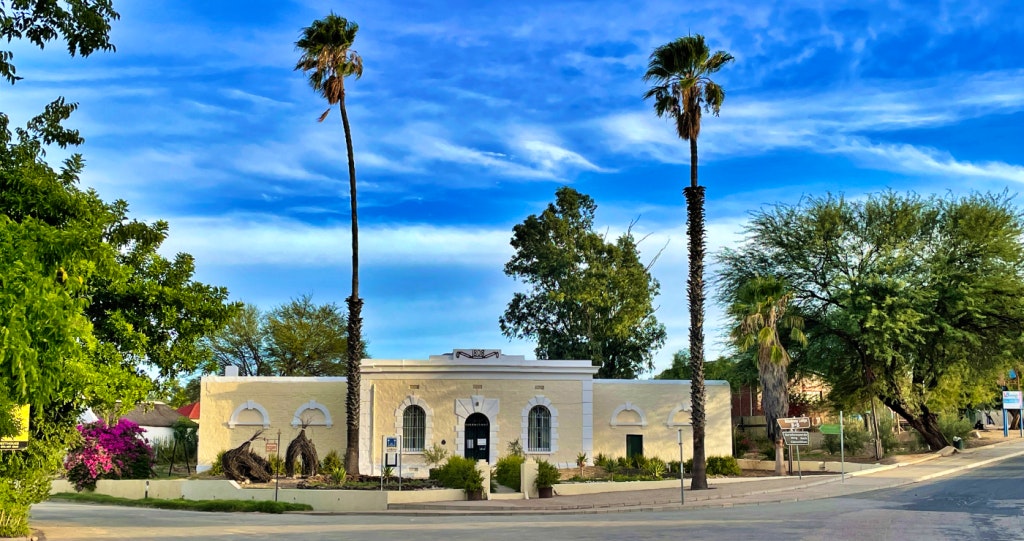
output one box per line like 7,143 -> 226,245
403,406 -> 425,451
528,406 -> 551,452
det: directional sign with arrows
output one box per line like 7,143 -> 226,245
776,417 -> 811,430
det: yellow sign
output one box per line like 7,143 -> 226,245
0,405 -> 29,451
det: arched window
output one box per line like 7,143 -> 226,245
528,406 -> 551,452
403,405 -> 426,451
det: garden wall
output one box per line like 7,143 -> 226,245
49,479 -> 466,512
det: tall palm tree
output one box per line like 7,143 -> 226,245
728,276 -> 806,476
643,34 -> 733,490
295,13 -> 364,476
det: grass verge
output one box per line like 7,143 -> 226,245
48,492 -> 312,513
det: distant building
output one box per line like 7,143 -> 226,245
197,349 -> 732,475
120,402 -> 186,444
176,402 -> 200,423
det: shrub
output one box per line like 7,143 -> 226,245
433,456 -> 478,489
535,459 -> 560,489
506,438 -> 524,457
937,414 -> 974,444
733,427 -> 754,457
328,466 -> 347,486
594,453 -> 614,471
321,450 -> 342,473
823,434 -> 841,455
683,456 -> 741,476
706,456 -> 741,476
643,457 -> 666,478
494,454 -> 525,490
421,443 -> 449,467
210,450 -> 226,476
877,416 -> 900,455
842,424 -> 870,454
64,419 -> 154,491
464,467 -> 484,493
267,453 -> 286,476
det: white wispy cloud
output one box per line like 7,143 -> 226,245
599,69 -> 1024,182
158,215 -> 514,267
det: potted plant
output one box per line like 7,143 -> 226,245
464,468 -> 485,501
534,459 -> 560,498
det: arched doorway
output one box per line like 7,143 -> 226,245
464,412 -> 490,462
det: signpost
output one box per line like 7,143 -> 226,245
776,417 -> 810,479
0,405 -> 29,451
1002,391 -> 1023,438
677,429 -> 685,505
782,431 -> 809,446
776,417 -> 811,430
381,435 -> 403,490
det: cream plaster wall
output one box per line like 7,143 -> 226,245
592,380 -> 732,462
197,376 -> 347,470
364,377 -> 585,476
196,362 -> 733,477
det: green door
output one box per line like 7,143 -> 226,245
626,434 -> 643,458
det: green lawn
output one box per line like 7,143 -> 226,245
48,492 -> 312,513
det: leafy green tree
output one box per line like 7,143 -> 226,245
719,191 -> 1024,450
157,377 -> 202,409
726,276 -> 806,475
500,187 -> 667,379
206,303 -> 272,376
0,110 -> 233,536
296,12 -> 365,476
267,295 -> 352,376
0,0 -> 119,84
643,33 -> 734,490
655,350 -> 757,390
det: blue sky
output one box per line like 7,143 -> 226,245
6,0 -> 1024,376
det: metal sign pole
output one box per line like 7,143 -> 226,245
678,429 -> 684,505
796,443 -> 802,479
839,411 -> 845,483
274,430 -> 281,502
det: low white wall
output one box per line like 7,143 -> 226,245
49,479 -> 468,512
736,458 -> 880,473
554,479 -> 680,496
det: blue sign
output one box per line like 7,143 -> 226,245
1003,391 -> 1023,410
386,436 -> 398,448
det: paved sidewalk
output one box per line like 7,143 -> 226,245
383,438 -> 1024,515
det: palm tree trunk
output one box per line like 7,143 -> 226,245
339,98 -> 362,476
689,138 -> 698,188
759,358 -> 789,476
684,183 -> 708,490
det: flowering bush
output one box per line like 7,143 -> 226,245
64,419 -> 154,491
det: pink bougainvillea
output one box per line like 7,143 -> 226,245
64,419 -> 154,491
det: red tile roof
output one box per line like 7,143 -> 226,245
176,402 -> 200,420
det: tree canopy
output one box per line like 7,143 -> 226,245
206,296 -> 359,377
0,109 -> 234,536
718,191 -> 1024,450
655,350 -> 757,390
0,0 -> 119,84
500,187 -> 667,379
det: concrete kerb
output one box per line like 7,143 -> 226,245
355,442 -> 1024,516
912,446 -> 1024,483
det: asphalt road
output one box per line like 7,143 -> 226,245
30,455 -> 1024,541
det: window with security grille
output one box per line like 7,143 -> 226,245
528,405 -> 551,452
403,406 -> 425,451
